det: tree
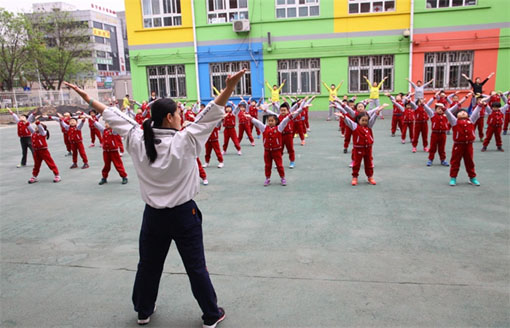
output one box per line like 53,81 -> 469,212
0,9 -> 36,91
30,9 -> 94,90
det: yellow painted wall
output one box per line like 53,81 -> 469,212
124,0 -> 193,46
334,0 -> 410,33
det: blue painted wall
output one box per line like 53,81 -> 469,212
197,42 -> 264,103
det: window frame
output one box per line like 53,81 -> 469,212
275,0 -> 320,19
277,58 -> 321,95
426,0 -> 477,9
141,0 -> 182,29
348,55 -> 394,93
210,61 -> 251,97
423,51 -> 473,90
147,64 -> 187,98
348,0 -> 396,14
207,0 -> 249,24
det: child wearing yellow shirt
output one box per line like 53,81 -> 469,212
322,81 -> 343,121
364,75 -> 388,117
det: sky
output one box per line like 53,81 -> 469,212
0,0 -> 126,13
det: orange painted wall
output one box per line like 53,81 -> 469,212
411,29 -> 500,98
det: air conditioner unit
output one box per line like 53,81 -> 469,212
233,20 -> 250,33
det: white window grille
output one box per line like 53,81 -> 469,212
348,0 -> 395,14
141,0 -> 182,28
276,0 -> 320,19
348,55 -> 394,93
277,58 -> 321,94
207,0 -> 249,24
210,61 -> 251,97
423,51 -> 473,90
147,65 -> 187,98
426,0 -> 477,9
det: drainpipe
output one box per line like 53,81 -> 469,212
408,0 -> 415,93
191,0 -> 200,101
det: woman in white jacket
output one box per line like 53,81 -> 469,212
64,69 -> 245,328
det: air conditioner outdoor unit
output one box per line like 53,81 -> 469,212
233,20 -> 250,33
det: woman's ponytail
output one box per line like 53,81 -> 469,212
143,98 -> 177,164
143,118 -> 157,163
42,123 -> 50,139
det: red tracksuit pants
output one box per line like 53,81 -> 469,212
391,115 -> 403,134
483,125 -> 503,148
504,113 -> 510,132
339,118 -> 346,135
196,158 -> 207,180
63,132 -> 71,152
90,127 -> 103,144
401,121 -> 414,142
352,146 -> 373,178
238,123 -> 254,143
412,121 -> 428,148
281,133 -> 295,162
264,149 -> 284,179
475,117 -> 485,139
223,127 -> 241,152
344,128 -> 352,150
294,121 -> 305,141
33,149 -> 59,177
304,112 -> 309,130
102,150 -> 127,178
450,143 -> 476,178
428,132 -> 447,161
71,142 -> 88,164
205,140 -> 223,164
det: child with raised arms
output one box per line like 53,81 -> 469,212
58,113 -> 89,169
27,117 -> 61,184
8,108 -> 34,168
247,102 -> 305,186
445,103 -> 483,186
482,101 -> 508,152
335,103 -> 389,186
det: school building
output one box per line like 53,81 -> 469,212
125,0 -> 509,110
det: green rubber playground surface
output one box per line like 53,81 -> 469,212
1,115 -> 509,327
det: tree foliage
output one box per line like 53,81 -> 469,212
30,10 -> 94,90
0,9 -> 35,90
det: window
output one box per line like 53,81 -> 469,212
423,51 -> 473,90
348,55 -> 393,93
210,61 -> 251,96
207,0 -> 248,24
277,59 -> 320,94
348,0 -> 395,14
276,0 -> 320,19
141,0 -> 182,28
426,0 -> 476,9
147,65 -> 187,98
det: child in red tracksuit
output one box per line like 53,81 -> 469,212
203,122 -> 224,168
87,116 -> 128,185
50,112 -> 72,156
88,110 -> 102,147
249,98 -> 261,139
222,104 -> 242,155
472,95 -> 487,141
236,98 -> 255,146
59,115 -> 89,169
8,109 -> 34,167
409,98 -> 434,153
27,119 -> 61,184
501,91 -> 510,135
445,104 -> 482,187
424,102 -> 450,167
248,105 -> 304,187
390,93 -> 404,137
264,99 -> 307,169
182,107 -> 209,185
388,94 -> 414,144
335,103 -> 388,186
482,102 -> 508,152
293,106 -> 306,146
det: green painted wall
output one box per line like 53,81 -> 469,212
496,27 -> 510,92
129,46 -> 197,102
414,0 -> 509,26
